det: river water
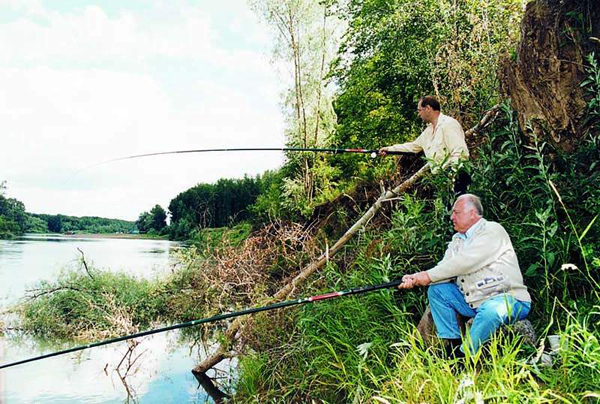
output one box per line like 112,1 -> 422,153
0,234 -> 227,403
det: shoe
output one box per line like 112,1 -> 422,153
444,338 -> 465,358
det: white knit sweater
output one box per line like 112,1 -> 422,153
426,219 -> 531,308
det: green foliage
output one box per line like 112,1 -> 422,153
232,101 -> 600,401
581,52 -> 600,132
16,259 -> 212,341
329,0 -> 523,182
25,214 -> 48,233
31,213 -> 135,234
250,0 -> 343,217
136,204 -> 167,234
236,258 -> 409,403
535,309 -> 600,400
168,174 -> 267,240
0,182 -> 28,238
247,169 -> 288,222
19,269 -> 161,340
0,215 -> 21,239
469,103 -> 600,316
1,181 -> 135,237
189,222 -> 253,252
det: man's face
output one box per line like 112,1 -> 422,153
417,101 -> 433,123
451,199 -> 479,233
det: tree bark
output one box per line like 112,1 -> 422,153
500,0 -> 600,150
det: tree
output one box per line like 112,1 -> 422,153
136,205 -> 167,234
149,205 -> 167,232
47,215 -> 63,233
329,0 -> 525,179
0,181 -> 28,237
250,0 -> 343,214
136,211 -> 151,233
500,0 -> 600,149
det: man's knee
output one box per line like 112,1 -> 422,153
427,282 -> 455,300
477,298 -> 512,325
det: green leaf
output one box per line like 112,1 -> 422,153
525,263 -> 540,277
579,215 -> 598,242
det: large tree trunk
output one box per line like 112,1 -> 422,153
500,0 -> 599,150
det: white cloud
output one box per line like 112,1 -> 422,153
0,1 -> 286,220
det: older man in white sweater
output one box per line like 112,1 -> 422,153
399,194 -> 531,355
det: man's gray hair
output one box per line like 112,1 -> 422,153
456,194 -> 484,216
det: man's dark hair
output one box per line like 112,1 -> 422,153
419,96 -> 441,111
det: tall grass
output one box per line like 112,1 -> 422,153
234,89 -> 600,401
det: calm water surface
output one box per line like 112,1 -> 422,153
0,234 -> 226,403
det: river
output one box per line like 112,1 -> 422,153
0,234 -> 228,403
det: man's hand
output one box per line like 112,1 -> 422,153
378,147 -> 388,156
398,271 -> 431,289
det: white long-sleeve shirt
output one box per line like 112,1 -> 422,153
386,113 -> 469,169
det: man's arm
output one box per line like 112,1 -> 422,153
379,130 -> 427,155
380,140 -> 423,154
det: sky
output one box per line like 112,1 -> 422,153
0,0 -> 287,221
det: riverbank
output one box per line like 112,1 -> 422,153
46,233 -> 168,240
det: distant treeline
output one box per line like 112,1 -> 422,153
1,182 -> 137,239
166,172 -> 281,240
30,213 -> 135,234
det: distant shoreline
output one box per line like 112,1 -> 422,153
26,233 -> 170,240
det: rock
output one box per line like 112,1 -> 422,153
417,306 -> 538,348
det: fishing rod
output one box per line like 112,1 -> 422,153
80,147 -> 410,170
108,147 -> 410,162
0,279 -> 401,370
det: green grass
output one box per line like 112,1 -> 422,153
232,102 -> 600,402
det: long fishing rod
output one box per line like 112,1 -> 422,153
0,279 -> 401,370
108,147 -> 410,163
77,147 -> 410,172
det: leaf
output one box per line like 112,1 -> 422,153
525,263 -> 540,277
579,215 -> 598,242
549,221 -> 559,238
547,252 -> 556,268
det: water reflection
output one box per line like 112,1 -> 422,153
1,331 -> 225,403
0,234 -> 232,403
193,372 -> 228,403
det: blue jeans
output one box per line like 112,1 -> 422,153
428,282 -> 531,353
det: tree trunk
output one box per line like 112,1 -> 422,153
500,0 -> 600,150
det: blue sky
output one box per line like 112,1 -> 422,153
0,0 -> 286,220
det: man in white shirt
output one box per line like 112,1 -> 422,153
398,194 -> 531,356
379,96 -> 470,194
